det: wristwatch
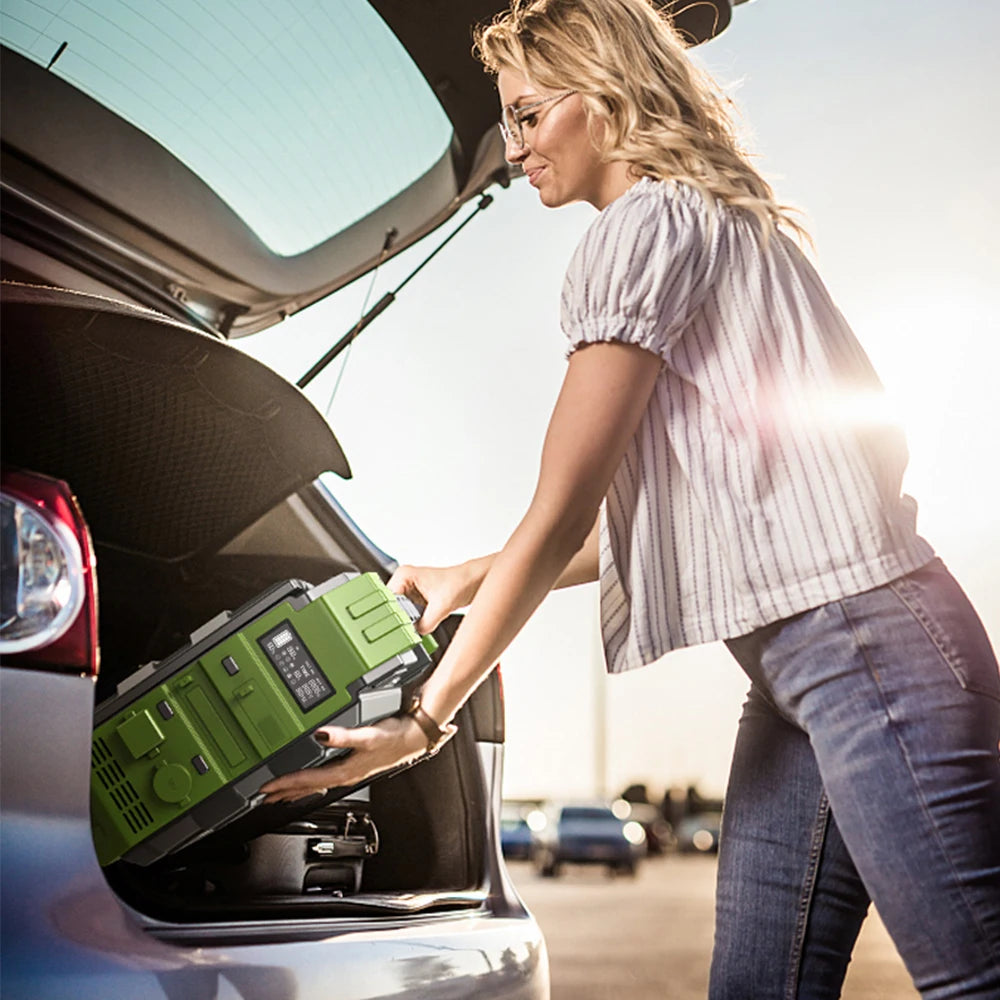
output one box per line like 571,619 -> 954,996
405,692 -> 457,756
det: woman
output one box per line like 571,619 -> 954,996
262,1 -> 1000,995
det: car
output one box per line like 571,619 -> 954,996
621,800 -> 678,857
675,811 -> 723,854
530,802 -> 646,878
0,2 -> 742,997
502,813 -> 537,861
500,800 -> 546,861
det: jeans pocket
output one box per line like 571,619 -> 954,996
889,563 -> 1000,704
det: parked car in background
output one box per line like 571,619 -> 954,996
501,801 -> 545,861
530,802 -> 646,878
621,800 -> 677,857
1,1 -> 743,996
675,811 -> 723,854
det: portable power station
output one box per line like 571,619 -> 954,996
90,572 -> 435,867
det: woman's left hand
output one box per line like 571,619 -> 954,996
258,714 -> 428,803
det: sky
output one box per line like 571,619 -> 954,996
240,0 -> 1000,802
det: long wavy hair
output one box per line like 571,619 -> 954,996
474,0 -> 806,241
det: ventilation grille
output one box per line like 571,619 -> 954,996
92,737 -> 154,834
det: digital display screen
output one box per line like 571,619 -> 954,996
258,620 -> 334,712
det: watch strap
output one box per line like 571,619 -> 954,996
406,694 -> 457,755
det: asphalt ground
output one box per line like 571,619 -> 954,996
508,855 -> 919,1000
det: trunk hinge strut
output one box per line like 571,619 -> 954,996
297,192 -> 494,389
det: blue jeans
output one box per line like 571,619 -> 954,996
709,559 -> 1000,999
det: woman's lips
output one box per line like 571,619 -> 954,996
526,166 -> 544,186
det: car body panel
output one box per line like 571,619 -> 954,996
1,666 -> 548,1000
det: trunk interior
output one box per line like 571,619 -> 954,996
100,560 -> 493,925
1,281 -> 495,923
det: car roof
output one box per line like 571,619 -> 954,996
0,0 -> 744,338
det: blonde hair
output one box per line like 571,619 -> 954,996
474,0 -> 807,241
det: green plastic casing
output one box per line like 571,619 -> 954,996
90,573 -> 436,867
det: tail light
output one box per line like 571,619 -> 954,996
0,469 -> 99,675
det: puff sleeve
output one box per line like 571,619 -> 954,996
560,179 -> 723,360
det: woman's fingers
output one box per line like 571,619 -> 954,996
313,723 -> 376,753
417,598 -> 447,635
388,564 -> 432,630
257,717 -> 424,803
387,565 -> 426,605
387,564 -> 457,634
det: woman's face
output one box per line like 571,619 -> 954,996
497,68 -> 633,211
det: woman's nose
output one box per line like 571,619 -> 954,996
504,134 -> 528,164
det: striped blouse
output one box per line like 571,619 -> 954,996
561,176 -> 935,674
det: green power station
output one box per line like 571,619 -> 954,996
90,573 -> 436,867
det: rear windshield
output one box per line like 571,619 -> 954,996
561,808 -> 616,822
1,0 -> 452,256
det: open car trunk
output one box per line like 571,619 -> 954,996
1,282 -> 502,924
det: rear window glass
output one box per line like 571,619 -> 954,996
561,808 -> 615,822
1,0 -> 452,256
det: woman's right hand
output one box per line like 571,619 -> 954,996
387,561 -> 485,635
260,714 -> 431,803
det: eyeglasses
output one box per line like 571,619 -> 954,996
499,91 -> 574,149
